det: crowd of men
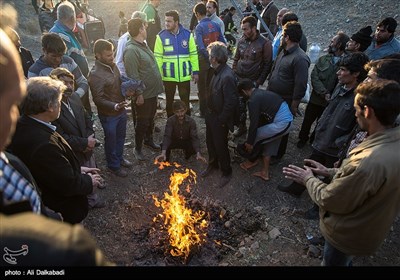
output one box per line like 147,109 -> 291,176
1,0 -> 400,266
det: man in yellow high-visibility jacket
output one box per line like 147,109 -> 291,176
154,10 -> 199,117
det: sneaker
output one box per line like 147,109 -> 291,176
297,140 -> 307,149
218,174 -> 232,188
144,140 -> 161,150
108,168 -> 128,177
133,149 -> 146,161
233,126 -> 247,137
120,158 -> 133,168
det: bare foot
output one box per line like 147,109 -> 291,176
240,160 -> 259,171
252,171 -> 270,181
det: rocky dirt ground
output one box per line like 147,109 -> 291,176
9,0 -> 400,267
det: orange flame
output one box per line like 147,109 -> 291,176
153,161 -> 208,261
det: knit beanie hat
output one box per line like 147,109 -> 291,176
351,26 -> 373,52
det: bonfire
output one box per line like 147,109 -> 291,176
153,160 -> 208,261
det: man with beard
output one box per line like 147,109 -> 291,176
283,80 -> 400,266
297,32 -> 349,148
155,100 -> 206,163
89,39 -> 135,177
267,21 -> 310,160
232,15 -> 272,138
365,17 -> 400,60
279,52 -> 369,220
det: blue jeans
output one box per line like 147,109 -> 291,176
98,111 -> 127,170
322,239 -> 354,266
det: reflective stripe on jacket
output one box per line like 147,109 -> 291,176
154,24 -> 199,82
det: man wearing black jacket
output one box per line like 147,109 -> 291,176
200,42 -> 238,188
9,77 -> 101,224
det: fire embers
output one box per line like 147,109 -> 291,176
152,161 -> 208,262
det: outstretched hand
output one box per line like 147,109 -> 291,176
303,159 -> 331,177
282,164 -> 313,185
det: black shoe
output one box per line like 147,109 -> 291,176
108,168 -> 128,177
297,140 -> 307,148
304,204 -> 319,220
120,158 -> 133,168
200,165 -> 217,178
144,140 -> 161,150
218,174 -> 232,188
277,182 -> 305,198
133,149 -> 145,161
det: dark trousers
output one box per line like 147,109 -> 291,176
322,239 -> 354,266
164,81 -> 191,118
298,102 -> 326,143
130,99 -> 137,126
205,112 -> 232,176
165,139 -> 195,161
237,95 -> 248,127
134,97 -> 157,150
197,56 -> 213,117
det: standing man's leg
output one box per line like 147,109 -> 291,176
164,81 -> 177,118
115,110 -> 127,164
177,81 -> 191,116
99,114 -> 121,171
322,239 -> 354,266
197,57 -> 209,117
298,103 -> 325,147
143,97 -> 160,150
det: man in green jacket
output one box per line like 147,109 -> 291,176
297,32 -> 349,148
283,80 -> 400,266
124,18 -> 164,161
